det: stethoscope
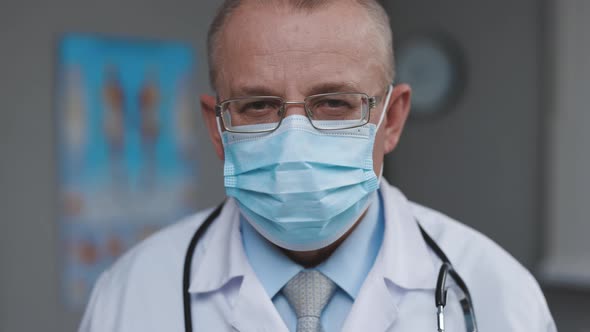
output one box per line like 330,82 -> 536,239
182,203 -> 479,332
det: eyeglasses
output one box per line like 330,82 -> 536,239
215,91 -> 383,133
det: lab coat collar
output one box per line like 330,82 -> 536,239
341,180 -> 438,331
188,198 -> 288,332
188,198 -> 245,294
188,181 -> 437,294
377,179 -> 438,290
187,180 -> 438,332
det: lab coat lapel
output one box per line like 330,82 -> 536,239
189,199 -> 244,293
379,180 -> 438,290
230,273 -> 289,332
341,274 -> 398,332
342,181 -> 439,331
188,199 -> 287,332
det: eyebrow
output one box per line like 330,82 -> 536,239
228,81 -> 363,99
230,85 -> 280,98
305,81 -> 362,96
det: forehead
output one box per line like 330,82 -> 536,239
215,2 -> 384,97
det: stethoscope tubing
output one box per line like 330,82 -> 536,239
182,202 -> 477,332
182,203 -> 223,332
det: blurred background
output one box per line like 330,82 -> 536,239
0,0 -> 588,331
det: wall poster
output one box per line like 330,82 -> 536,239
56,34 -> 199,308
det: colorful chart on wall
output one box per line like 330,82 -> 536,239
56,34 -> 198,309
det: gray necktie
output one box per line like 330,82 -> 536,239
282,270 -> 337,332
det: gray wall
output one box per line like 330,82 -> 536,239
384,0 -> 542,269
543,0 -> 590,287
0,1 -> 223,331
383,0 -> 589,331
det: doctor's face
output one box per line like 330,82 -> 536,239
201,2 -> 411,176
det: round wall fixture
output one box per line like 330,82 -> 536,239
395,32 -> 467,119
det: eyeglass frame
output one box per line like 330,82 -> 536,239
214,88 -> 389,134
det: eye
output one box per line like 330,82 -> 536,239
315,98 -> 352,110
244,101 -> 273,111
236,99 -> 281,115
308,94 -> 365,121
311,96 -> 359,117
323,99 -> 351,108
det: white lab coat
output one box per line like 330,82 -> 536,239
80,180 -> 556,331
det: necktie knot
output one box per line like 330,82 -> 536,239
282,270 -> 336,332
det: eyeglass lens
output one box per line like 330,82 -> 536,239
220,93 -> 370,132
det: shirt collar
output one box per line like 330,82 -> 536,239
316,191 -> 383,299
240,214 -> 301,298
241,191 -> 383,300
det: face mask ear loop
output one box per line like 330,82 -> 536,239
214,96 -> 226,145
216,119 -> 222,136
376,84 -> 394,130
216,117 -> 224,144
375,84 -> 393,184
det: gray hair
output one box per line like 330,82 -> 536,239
206,0 -> 394,92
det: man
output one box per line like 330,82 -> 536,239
80,0 -> 557,331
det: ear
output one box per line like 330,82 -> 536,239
382,84 -> 411,154
200,94 -> 225,160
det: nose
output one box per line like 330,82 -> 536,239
281,101 -> 308,118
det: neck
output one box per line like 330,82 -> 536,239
279,210 -> 367,268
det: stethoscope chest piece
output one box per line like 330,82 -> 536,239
434,262 -> 478,332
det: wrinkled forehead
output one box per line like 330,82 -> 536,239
213,2 -> 386,97
224,2 -> 374,48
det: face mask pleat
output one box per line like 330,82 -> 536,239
227,176 -> 378,223
223,116 -> 374,176
238,193 -> 376,251
225,165 -> 374,194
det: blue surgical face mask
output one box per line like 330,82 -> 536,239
221,86 -> 393,251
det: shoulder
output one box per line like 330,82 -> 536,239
409,202 -> 555,330
79,207 -> 217,331
111,206 -> 216,283
410,201 -> 529,278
